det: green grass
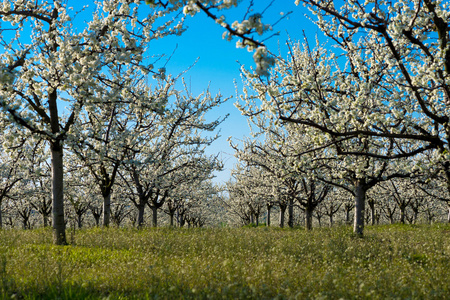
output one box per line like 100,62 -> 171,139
0,224 -> 449,299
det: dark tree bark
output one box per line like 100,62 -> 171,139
279,202 -> 287,228
344,202 -> 354,225
315,210 -> 323,227
102,192 -> 111,227
17,206 -> 32,230
136,202 -> 146,228
368,198 -> 376,226
72,202 -> 89,229
148,190 -> 168,227
30,194 -> 52,228
111,202 -> 129,227
51,141 -> 66,244
287,196 -> 294,228
89,205 -> 102,227
266,202 -> 274,227
305,207 -> 314,230
447,205 -> 450,223
151,205 -> 158,228
354,179 -> 367,236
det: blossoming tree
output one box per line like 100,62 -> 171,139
234,0 -> 450,234
0,0 -> 185,244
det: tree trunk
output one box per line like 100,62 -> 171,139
305,207 -> 313,230
36,198 -> 52,228
447,205 -> 450,223
316,212 -> 322,227
426,210 -> 432,224
413,210 -> 418,224
102,192 -> 111,227
179,214 -> 185,227
169,212 -> 175,227
0,202 -> 2,229
400,206 -> 406,224
279,204 -> 286,228
369,200 -> 376,226
444,166 -> 450,222
51,142 -> 66,245
288,197 -> 294,228
266,205 -> 271,227
93,214 -> 100,226
43,214 -> 48,227
137,204 -> 145,228
22,217 -> 29,230
345,207 -> 351,225
77,214 -> 83,229
365,208 -> 371,224
6,217 -> 13,228
353,179 -> 366,236
151,206 -> 158,227
389,213 -> 395,224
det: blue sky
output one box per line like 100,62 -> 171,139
144,1 -> 320,184
69,0 -> 320,184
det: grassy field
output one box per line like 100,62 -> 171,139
0,224 -> 449,299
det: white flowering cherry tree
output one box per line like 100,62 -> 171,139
0,0 -> 185,244
64,156 -> 97,228
415,174 -> 450,223
236,0 -> 447,234
0,120 -> 53,229
68,70 -> 172,227
25,151 -> 53,228
0,126 -> 29,228
164,165 -> 222,227
173,179 -> 220,227
231,164 -> 273,226
225,174 -> 256,226
293,0 -> 450,227
118,82 -> 226,228
231,120 -> 337,229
